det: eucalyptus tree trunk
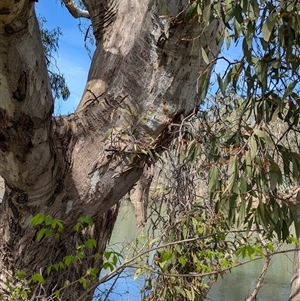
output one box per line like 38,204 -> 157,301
0,0 -> 222,299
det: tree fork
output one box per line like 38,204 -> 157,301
0,0 -> 223,299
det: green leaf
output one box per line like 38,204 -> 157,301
199,70 -> 210,100
144,147 -> 155,161
208,167 -> 218,192
32,273 -> 45,284
269,162 -> 282,190
112,254 -> 118,266
30,213 -> 45,226
250,136 -> 257,160
55,290 -> 61,298
252,57 -> 267,92
239,197 -> 246,224
87,268 -> 98,279
253,129 -> 274,147
134,268 -> 142,280
21,290 -> 29,298
104,251 -> 111,260
201,47 -> 210,65
16,270 -> 27,280
45,215 -> 53,226
283,80 -> 297,100
161,251 -> 174,262
186,288 -> 195,301
51,219 -> 64,231
85,239 -> 97,249
36,228 -> 53,241
102,262 -> 114,271
239,176 -> 247,194
37,228 -> 46,241
184,2 -> 197,22
245,151 -> 252,178
224,29 -> 231,49
78,216 -> 94,227
103,128 -> 113,141
288,202 -> 300,238
174,286 -> 186,297
74,223 -> 82,232
79,277 -> 87,289
257,200 -> 269,232
202,1 -> 212,25
47,265 -> 52,275
217,73 -> 225,94
178,256 -> 187,267
64,255 -> 75,266
164,20 -> 170,39
226,155 -> 238,192
242,37 -> 252,63
262,13 -> 277,42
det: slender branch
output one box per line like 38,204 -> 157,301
127,247 -> 297,279
245,254 -> 272,301
62,0 -> 90,19
76,233 -> 299,301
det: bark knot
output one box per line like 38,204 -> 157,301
0,7 -> 10,15
12,71 -> 27,102
3,25 -> 14,34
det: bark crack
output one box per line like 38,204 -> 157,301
12,71 -> 27,102
0,8 -> 10,15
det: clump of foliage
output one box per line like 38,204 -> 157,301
141,205 -> 234,301
174,0 -> 300,239
39,16 -> 70,101
8,214 -> 122,301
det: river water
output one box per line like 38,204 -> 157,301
96,200 -> 293,301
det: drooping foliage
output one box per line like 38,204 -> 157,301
39,16 -> 70,101
178,0 -> 300,240
133,1 -> 300,299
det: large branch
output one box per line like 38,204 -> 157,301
62,0 -> 90,19
0,1 -> 63,202
65,0 -> 223,213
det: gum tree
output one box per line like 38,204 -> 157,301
2,0 -> 300,300
0,0 -> 222,299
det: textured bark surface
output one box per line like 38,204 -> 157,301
0,0 -> 222,300
289,243 -> 300,301
130,163 -> 153,227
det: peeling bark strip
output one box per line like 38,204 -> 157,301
0,0 -> 223,300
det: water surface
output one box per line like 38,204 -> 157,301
96,200 -> 293,301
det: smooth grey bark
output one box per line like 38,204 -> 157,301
0,0 -> 222,299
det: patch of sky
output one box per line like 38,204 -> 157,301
35,1 -> 93,115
